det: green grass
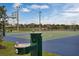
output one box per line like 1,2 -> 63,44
42,51 -> 60,56
0,41 -> 16,56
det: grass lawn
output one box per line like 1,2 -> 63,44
0,41 -> 59,56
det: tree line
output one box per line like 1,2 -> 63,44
5,23 -> 79,31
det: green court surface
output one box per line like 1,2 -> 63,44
6,31 -> 79,41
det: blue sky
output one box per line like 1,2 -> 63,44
0,3 -> 79,25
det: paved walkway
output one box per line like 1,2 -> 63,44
3,33 -> 79,56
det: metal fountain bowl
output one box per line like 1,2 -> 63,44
14,43 -> 31,54
14,43 -> 31,48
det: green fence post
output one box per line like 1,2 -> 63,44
30,32 -> 42,56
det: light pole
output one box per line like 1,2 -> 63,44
31,4 -> 49,31
15,6 -> 20,31
38,9 -> 42,31
16,6 -> 19,31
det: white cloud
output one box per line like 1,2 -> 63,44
61,4 -> 79,17
62,13 -> 79,17
40,5 -> 49,9
31,4 -> 40,9
30,4 -> 79,25
63,8 -> 79,13
12,3 -> 79,25
21,8 -> 30,13
31,4 -> 49,9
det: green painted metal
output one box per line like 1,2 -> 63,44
30,32 -> 42,56
15,47 -> 30,54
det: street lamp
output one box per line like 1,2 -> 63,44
38,9 -> 42,31
14,4 -> 20,31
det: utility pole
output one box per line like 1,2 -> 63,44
16,6 -> 20,31
39,10 -> 42,31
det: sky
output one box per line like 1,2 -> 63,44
0,3 -> 79,25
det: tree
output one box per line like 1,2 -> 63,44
0,6 -> 7,49
0,6 -> 7,41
